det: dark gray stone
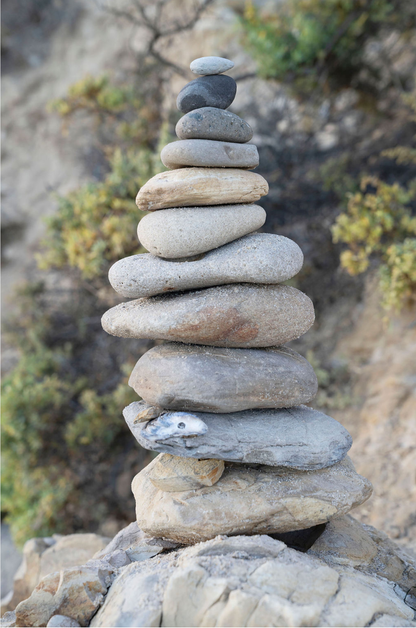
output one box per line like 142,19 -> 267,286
123,402 -> 352,470
176,107 -> 253,143
177,75 -> 236,113
128,344 -> 318,412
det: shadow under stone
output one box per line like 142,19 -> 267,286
268,523 -> 327,553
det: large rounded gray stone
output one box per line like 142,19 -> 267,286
190,56 -> 234,75
109,233 -> 304,298
177,75 -> 236,113
132,457 -> 373,543
135,168 -> 268,212
137,204 -> 266,259
161,139 -> 259,169
101,284 -> 315,348
123,402 -> 352,469
176,107 -> 253,143
128,344 -> 318,412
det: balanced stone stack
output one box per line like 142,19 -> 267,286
102,56 -> 372,545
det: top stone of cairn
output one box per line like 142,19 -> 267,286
190,56 -> 234,75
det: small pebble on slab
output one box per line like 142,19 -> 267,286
177,75 -> 236,113
148,454 -> 225,492
190,56 -> 234,75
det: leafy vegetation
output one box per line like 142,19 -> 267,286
240,0 -> 413,89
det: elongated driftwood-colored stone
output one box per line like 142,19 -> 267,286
123,402 -> 352,469
135,168 -> 268,211
128,344 -> 318,412
131,457 -> 373,544
101,284 -> 315,348
137,204 -> 266,259
148,454 -> 225,492
161,139 -> 259,169
109,234 -> 303,298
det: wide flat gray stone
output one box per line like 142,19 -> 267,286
190,56 -> 234,75
123,402 -> 352,469
135,168 -> 268,212
137,204 -> 266,259
176,107 -> 253,143
129,343 -> 318,412
177,75 -> 236,113
161,139 -> 259,169
109,233 -> 304,298
101,284 -> 315,348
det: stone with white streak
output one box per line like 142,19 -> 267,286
137,204 -> 266,259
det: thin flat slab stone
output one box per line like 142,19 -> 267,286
123,402 -> 352,469
161,139 -> 259,169
135,168 -> 268,211
109,233 -> 304,298
148,454 -> 225,492
128,344 -> 318,412
137,205 -> 266,259
131,457 -> 373,544
190,56 -> 234,75
176,107 -> 253,143
101,284 -> 315,348
177,75 -> 236,113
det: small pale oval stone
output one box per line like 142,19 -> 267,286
176,107 -> 253,143
148,454 -> 225,492
47,616 -> 80,628
128,344 -> 318,412
132,456 -> 373,544
177,75 -> 236,113
109,233 -> 304,298
101,284 -> 315,348
190,56 -> 234,75
137,205 -> 266,259
135,168 -> 268,212
124,402 -> 352,469
161,139 -> 259,169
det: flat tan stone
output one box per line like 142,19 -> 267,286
135,168 -> 268,212
132,457 -> 372,544
148,454 -> 225,492
137,204 -> 266,258
102,284 -> 315,348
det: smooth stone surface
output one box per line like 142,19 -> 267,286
177,75 -> 236,113
161,139 -> 259,169
128,344 -> 318,413
135,168 -> 268,211
176,107 -> 253,143
109,233 -> 304,298
132,456 -> 373,543
124,402 -> 352,469
148,454 -> 225,492
102,284 -> 315,348
137,204 -> 266,259
47,616 -> 80,627
190,56 -> 234,75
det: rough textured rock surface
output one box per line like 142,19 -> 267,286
137,204 -> 266,259
102,284 -> 315,348
132,457 -> 372,543
148,454 -> 225,491
129,344 -> 318,412
161,139 -> 259,169
176,75 -> 236,113
190,56 -> 234,75
135,168 -> 268,211
109,233 -> 303,298
1,534 -> 109,615
176,107 -> 253,143
124,402 -> 352,469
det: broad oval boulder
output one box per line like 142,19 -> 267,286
101,284 -> 315,348
135,168 -> 268,211
128,344 -> 318,412
124,401 -> 352,469
137,205 -> 266,259
109,233 -> 304,298
132,456 -> 373,544
161,139 -> 259,169
176,107 -> 253,143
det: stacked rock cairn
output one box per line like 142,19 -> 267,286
102,56 -> 372,544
